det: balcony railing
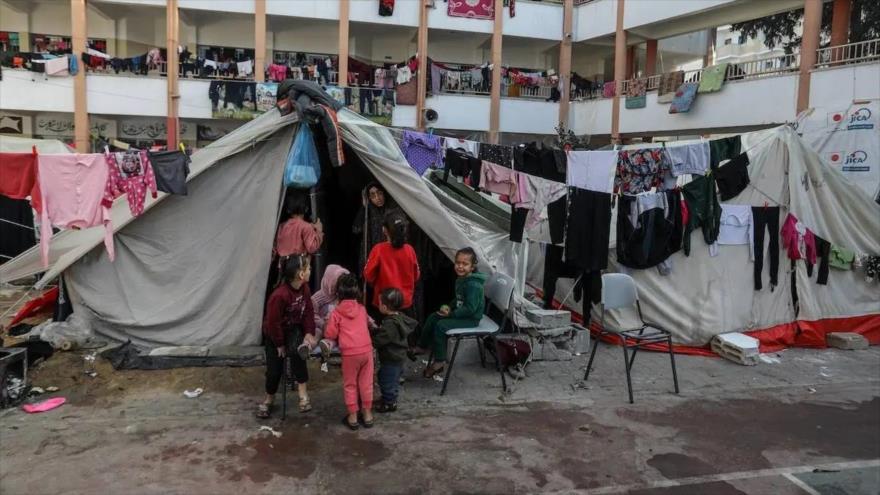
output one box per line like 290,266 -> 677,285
816,38 -> 880,68
437,74 -> 555,100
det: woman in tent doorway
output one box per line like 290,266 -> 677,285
352,182 -> 399,281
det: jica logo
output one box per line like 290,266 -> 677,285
847,108 -> 874,130
845,150 -> 868,164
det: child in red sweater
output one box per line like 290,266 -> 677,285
364,213 -> 420,316
324,274 -> 375,430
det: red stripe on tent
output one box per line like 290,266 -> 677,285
534,287 -> 878,355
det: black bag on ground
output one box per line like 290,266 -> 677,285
484,336 -> 531,368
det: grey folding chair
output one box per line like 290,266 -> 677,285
583,273 -> 680,403
440,272 -> 515,396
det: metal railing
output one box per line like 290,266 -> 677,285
816,38 -> 880,68
438,74 -> 554,100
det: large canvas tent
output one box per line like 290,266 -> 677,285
0,109 -> 493,347
1,111 -> 878,350
557,126 -> 880,348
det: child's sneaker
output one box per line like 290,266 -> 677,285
375,401 -> 397,413
318,339 -> 333,360
296,343 -> 310,361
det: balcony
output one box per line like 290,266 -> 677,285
567,39 -> 880,136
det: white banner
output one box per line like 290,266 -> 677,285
800,102 -> 880,203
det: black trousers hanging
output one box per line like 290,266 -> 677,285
751,206 -> 780,291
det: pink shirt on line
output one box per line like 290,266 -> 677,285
275,217 -> 323,257
103,151 -> 157,217
38,154 -> 115,267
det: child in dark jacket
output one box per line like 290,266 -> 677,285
258,255 -> 315,419
373,288 -> 418,413
324,274 -> 375,430
414,247 -> 487,378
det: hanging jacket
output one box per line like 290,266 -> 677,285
681,175 -> 721,256
616,190 -> 683,269
278,79 -> 345,168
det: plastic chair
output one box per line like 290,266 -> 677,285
583,273 -> 680,403
439,272 -> 515,395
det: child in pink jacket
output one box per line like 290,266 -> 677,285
324,273 -> 374,430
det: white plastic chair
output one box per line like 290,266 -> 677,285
439,272 -> 515,395
583,273 -> 680,403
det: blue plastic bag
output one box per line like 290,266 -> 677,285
284,124 -> 320,189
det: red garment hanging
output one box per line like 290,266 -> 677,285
0,147 -> 43,212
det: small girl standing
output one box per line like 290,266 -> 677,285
324,274 -> 375,430
258,255 -> 315,418
364,213 -> 420,317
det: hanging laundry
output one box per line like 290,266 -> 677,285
602,81 -> 616,98
681,175 -> 721,256
698,63 -> 729,93
68,53 -> 78,75
665,142 -> 710,177
709,135 -> 742,169
859,255 -> 880,282
379,0 -> 395,16
657,71 -> 684,103
400,130 -> 443,176
565,188 -> 612,273
396,66 -> 412,85
669,82 -> 699,114
443,147 -> 481,185
513,143 -> 565,182
479,161 -> 518,197
546,194 -> 567,245
508,0 -> 516,17
448,0 -> 494,20
714,152 -> 750,201
566,150 -> 617,194
829,245 -> 855,270
104,150 -> 158,217
148,150 -> 191,196
0,151 -> 41,211
278,80 -> 345,168
443,137 -> 479,158
811,235 -> 831,285
0,196 -> 36,264
615,148 -> 671,194
268,63 -> 287,82
518,174 -> 567,232
45,56 -> 69,76
616,190 -> 682,270
713,204 -> 754,258
479,143 -> 513,168
38,154 -> 115,267
752,206 -> 780,291
781,213 -> 816,264
625,78 -> 647,109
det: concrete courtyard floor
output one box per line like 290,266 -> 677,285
1,342 -> 879,494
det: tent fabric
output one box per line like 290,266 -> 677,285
0,109 -> 299,287
1,108 -> 496,348
65,125 -> 294,347
0,135 -> 73,154
539,126 -> 880,347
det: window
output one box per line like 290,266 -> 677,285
724,38 -> 732,46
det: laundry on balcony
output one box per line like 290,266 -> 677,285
625,78 -> 647,109
657,71 -> 684,103
698,63 -> 730,93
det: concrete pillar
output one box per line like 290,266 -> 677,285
645,38 -> 658,76
166,0 -> 179,148
254,0 -> 265,82
488,0 -> 504,144
610,0 -> 625,143
338,0 -> 350,86
830,0 -> 851,61
625,45 -> 635,79
797,0 -> 823,114
71,0 -> 89,152
415,0 -> 429,131
703,27 -> 717,67
558,0 -> 574,127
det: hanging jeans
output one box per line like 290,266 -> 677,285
751,206 -> 780,291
